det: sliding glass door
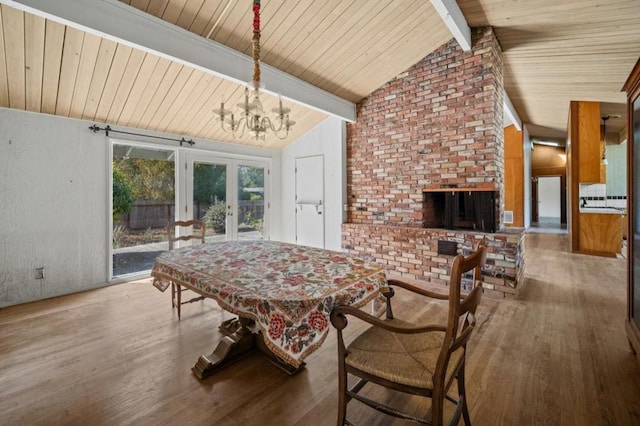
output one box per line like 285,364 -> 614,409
109,146 -> 268,280
111,143 -> 177,278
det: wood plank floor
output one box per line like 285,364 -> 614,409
1,233 -> 639,425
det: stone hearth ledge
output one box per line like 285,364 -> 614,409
342,223 -> 526,299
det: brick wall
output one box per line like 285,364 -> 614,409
343,28 -> 526,298
343,224 -> 525,298
346,27 -> 505,227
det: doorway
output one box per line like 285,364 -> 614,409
295,155 -> 325,248
186,154 -> 269,242
531,175 -> 566,233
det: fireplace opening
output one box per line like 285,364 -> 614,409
423,190 -> 496,233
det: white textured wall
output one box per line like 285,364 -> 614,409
280,117 -> 346,251
0,108 -> 108,307
0,107 -> 280,307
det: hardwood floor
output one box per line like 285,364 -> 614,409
1,233 -> 639,425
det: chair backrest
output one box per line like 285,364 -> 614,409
166,220 -> 206,250
435,240 -> 487,384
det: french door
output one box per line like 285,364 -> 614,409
185,154 -> 269,241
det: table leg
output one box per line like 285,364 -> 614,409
192,317 -> 305,379
191,317 -> 256,379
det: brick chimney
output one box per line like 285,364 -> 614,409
346,27 -> 504,228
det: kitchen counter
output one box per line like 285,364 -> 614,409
578,212 -> 623,257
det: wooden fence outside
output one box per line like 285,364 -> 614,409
117,200 -> 264,230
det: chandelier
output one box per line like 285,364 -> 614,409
213,0 -> 295,140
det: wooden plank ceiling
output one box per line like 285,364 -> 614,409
0,0 -> 451,149
458,0 -> 640,141
0,0 -> 638,148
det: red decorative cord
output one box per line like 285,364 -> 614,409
252,0 -> 261,86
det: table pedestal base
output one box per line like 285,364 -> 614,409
192,317 -> 305,380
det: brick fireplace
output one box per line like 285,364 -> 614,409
342,27 -> 525,298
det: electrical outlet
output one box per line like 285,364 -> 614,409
35,267 -> 44,280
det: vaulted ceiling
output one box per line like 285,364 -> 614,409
0,0 -> 638,148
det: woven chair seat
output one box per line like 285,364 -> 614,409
346,322 -> 463,389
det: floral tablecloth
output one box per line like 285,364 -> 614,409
151,240 -> 386,368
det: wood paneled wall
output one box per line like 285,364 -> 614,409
568,100 -> 602,252
504,125 -> 524,227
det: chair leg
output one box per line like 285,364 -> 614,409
337,361 -> 348,424
431,383 -> 444,426
458,362 -> 471,426
171,282 -> 176,308
177,284 -> 182,320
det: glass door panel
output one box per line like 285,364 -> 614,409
193,161 -> 228,242
111,143 -> 176,278
237,164 -> 266,240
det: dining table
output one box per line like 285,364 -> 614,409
151,240 -> 387,379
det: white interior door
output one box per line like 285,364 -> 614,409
295,155 -> 325,248
538,176 -> 561,219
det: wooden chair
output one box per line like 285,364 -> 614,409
166,220 -> 207,320
330,240 -> 487,425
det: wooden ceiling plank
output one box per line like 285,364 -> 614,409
69,32 -> 101,118
278,0 -> 378,76
23,12 -> 44,112
190,0 -> 235,37
333,8 -> 450,100
2,5 -> 26,110
258,0 -> 314,60
146,0 -> 170,17
161,0 -> 188,24
82,38 -> 117,120
179,79 -> 226,135
40,19 -> 64,115
304,1 -> 405,90
94,44 -> 133,122
144,65 -> 196,131
55,27 -> 85,116
163,69 -> 218,133
124,55 -> 172,127
266,0 -> 353,71
106,48 -> 146,124
154,66 -> 204,133
175,0 -> 205,30
256,0 -> 302,53
137,61 -> 184,129
208,0 -> 246,47
0,6 -> 9,107
192,80 -> 243,138
117,53 -> 160,126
